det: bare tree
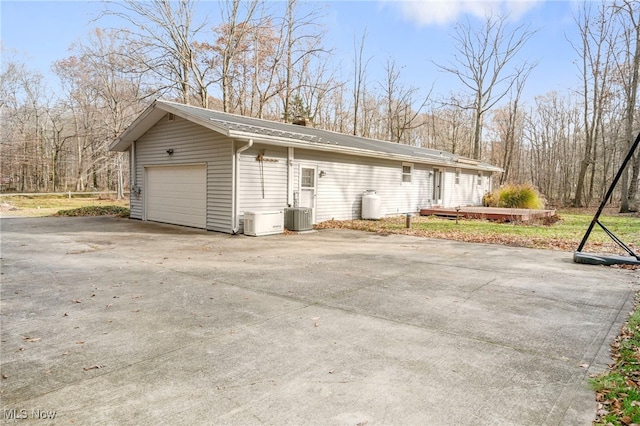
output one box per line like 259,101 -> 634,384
380,58 -> 431,144
1,56 -> 57,192
494,66 -> 533,184
74,29 -> 149,198
612,0 -> 640,212
101,0 -> 206,105
435,13 -> 536,160
571,1 -> 616,207
352,28 -> 372,136
53,28 -> 150,195
296,54 -> 340,125
278,0 -> 330,122
425,95 -> 475,156
213,0 -> 261,112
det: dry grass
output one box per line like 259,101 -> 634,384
315,210 -> 640,255
0,195 -> 129,217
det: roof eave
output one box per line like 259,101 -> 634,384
155,100 -> 231,136
228,130 -> 500,170
109,102 -> 164,151
111,100 -> 504,174
109,100 -> 231,152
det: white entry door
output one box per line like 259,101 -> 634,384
433,168 -> 444,206
299,165 -> 317,223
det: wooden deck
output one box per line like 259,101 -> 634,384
419,207 -> 556,222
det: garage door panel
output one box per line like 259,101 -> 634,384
147,188 -> 205,199
146,165 -> 207,229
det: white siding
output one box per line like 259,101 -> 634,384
444,168 -> 491,207
293,149 -> 432,222
131,114 -> 233,233
128,112 -> 493,232
130,145 -> 142,219
238,143 -> 288,213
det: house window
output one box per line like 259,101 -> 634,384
402,163 -> 413,184
301,168 -> 315,188
477,171 -> 483,186
167,113 -> 175,122
455,168 -> 461,185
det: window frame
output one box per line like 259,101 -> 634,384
477,171 -> 483,186
455,168 -> 461,185
301,167 -> 315,188
402,162 -> 413,185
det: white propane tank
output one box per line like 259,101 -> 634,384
362,190 -> 382,220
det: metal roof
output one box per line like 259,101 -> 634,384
111,99 -> 503,172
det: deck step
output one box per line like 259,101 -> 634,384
419,207 -> 556,222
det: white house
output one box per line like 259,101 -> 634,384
110,100 -> 502,233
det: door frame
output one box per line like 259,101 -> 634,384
298,164 -> 318,223
432,167 -> 444,206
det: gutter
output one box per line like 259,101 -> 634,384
232,138 -> 254,234
227,131 -> 503,172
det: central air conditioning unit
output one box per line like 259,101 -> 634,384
243,210 -> 284,236
284,207 -> 313,231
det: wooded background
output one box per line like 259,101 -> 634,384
2,0 -> 639,211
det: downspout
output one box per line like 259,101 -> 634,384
131,141 -> 136,188
287,147 -> 294,207
232,138 -> 254,234
131,141 -> 139,212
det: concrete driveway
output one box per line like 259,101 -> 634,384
1,216 -> 638,425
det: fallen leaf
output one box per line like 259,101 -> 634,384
72,299 -> 82,303
106,304 -> 113,308
76,341 -> 85,345
579,363 -> 589,369
22,336 -> 41,343
2,374 -> 8,379
63,313 -> 69,317
83,364 -> 105,371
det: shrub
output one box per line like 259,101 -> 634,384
485,184 -> 544,209
55,206 -> 130,217
482,191 -> 496,207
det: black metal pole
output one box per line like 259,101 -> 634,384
576,131 -> 640,252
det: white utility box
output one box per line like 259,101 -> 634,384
243,210 -> 284,236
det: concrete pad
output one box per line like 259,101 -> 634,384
1,216 -> 638,425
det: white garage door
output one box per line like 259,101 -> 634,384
146,165 -> 207,229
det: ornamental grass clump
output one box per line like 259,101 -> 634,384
484,184 -> 545,209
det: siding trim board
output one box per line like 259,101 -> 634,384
111,100 -> 502,233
